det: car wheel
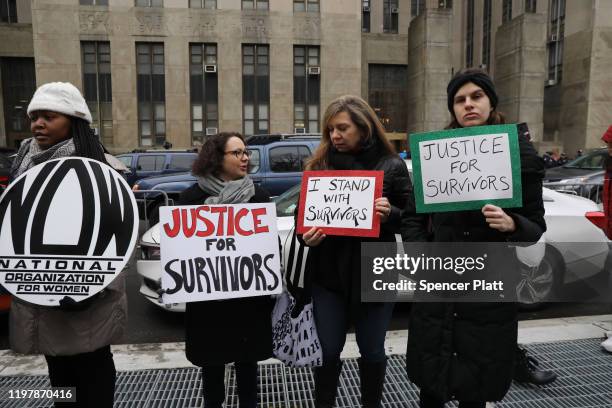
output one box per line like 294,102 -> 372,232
517,246 -> 563,311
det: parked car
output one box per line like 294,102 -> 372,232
137,161 -> 609,312
116,150 -> 198,186
132,134 -> 320,226
543,148 -> 606,203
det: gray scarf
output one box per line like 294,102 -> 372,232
197,175 -> 256,204
11,137 -> 76,179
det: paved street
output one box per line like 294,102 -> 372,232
2,249 -> 612,350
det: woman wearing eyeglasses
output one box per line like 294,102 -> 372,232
179,132 -> 273,408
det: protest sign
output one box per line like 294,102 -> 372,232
409,124 -> 522,213
296,170 -> 383,237
0,158 -> 138,306
160,202 -> 282,304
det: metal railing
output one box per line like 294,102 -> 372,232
543,181 -> 603,204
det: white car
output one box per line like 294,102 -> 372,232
137,164 -> 609,311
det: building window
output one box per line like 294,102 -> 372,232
242,45 -> 270,136
82,42 -> 113,145
0,0 -> 17,23
465,0 -> 474,68
190,44 -> 218,144
411,0 -> 425,17
0,58 -> 36,146
80,0 -> 108,5
189,0 -> 216,8
438,0 -> 452,8
294,46 -> 320,134
502,0 -> 512,22
136,43 -> 166,147
368,64 -> 408,133
383,0 -> 399,33
135,0 -> 162,6
242,0 -> 268,10
482,0 -> 491,71
362,0 -> 370,32
547,0 -> 565,84
525,0 -> 537,13
294,0 -> 319,12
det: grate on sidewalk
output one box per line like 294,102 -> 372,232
1,338 -> 612,407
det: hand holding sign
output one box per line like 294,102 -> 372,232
482,204 -> 516,233
297,170 -> 384,237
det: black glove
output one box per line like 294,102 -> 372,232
58,295 -> 97,312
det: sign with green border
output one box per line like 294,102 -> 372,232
409,124 -> 522,213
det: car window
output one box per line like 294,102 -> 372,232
274,184 -> 301,217
564,151 -> 605,169
298,146 -> 312,169
270,146 -> 307,173
168,154 -> 196,170
137,155 -> 165,171
248,149 -> 260,174
117,155 -> 133,168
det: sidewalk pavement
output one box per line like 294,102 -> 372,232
1,314 -> 611,407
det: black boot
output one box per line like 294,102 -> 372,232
513,346 -> 557,386
359,358 -> 387,408
314,361 -> 342,408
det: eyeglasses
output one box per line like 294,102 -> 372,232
225,149 -> 253,159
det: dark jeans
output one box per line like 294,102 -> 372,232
44,345 -> 116,408
201,361 -> 258,408
312,284 -> 395,363
420,390 -> 485,408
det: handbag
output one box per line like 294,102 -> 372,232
271,227 -> 323,367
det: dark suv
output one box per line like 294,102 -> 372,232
116,150 -> 198,186
133,134 -> 320,225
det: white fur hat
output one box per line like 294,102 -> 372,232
27,82 -> 92,124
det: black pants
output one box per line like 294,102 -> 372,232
201,361 -> 258,408
420,390 -> 485,408
44,345 -> 116,408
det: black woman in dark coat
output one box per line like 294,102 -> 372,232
179,132 -> 274,408
298,95 -> 418,408
402,69 -> 547,408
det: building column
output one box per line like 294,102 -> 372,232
493,12 -> 547,147
405,8 -> 453,139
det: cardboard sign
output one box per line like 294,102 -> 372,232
0,158 -> 138,306
409,125 -> 522,213
160,203 -> 282,303
296,170 -> 384,237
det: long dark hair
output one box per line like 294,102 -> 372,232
71,117 -> 107,164
192,132 -> 246,177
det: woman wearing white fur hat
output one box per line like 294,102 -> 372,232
8,82 -> 126,408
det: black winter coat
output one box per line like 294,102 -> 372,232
402,133 -> 546,402
180,183 -> 274,366
298,151 -> 417,316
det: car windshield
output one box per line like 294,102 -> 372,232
563,151 -> 605,169
273,184 -> 301,217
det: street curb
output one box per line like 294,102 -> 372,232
1,314 -> 611,377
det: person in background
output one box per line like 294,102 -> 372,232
299,95 -> 417,408
8,82 -> 127,408
600,125 -> 612,353
179,132 -> 274,408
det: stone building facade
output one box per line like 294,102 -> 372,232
1,0 -> 611,154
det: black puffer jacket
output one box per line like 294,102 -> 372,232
180,184 -> 274,366
297,143 -> 416,316
402,133 -> 546,402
